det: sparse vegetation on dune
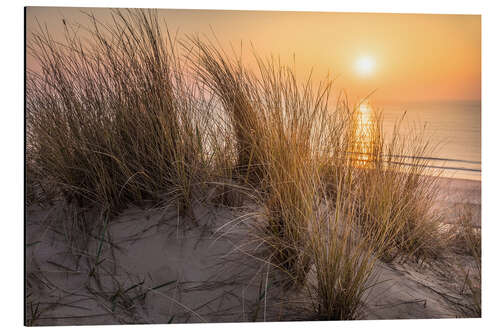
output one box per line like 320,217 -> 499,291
27,9 -> 209,214
447,204 -> 481,316
351,117 -> 445,262
306,178 -> 379,320
26,8 -> 479,322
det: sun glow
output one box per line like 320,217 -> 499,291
355,56 -> 375,77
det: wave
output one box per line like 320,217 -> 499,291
388,160 -> 481,173
384,154 -> 481,165
347,152 -> 481,173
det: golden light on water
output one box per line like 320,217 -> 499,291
351,102 -> 375,167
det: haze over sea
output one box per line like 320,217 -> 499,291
380,100 -> 481,181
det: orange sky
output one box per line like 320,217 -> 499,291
26,7 -> 481,104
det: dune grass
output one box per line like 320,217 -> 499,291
27,8 -> 452,321
448,204 -> 481,316
306,173 -> 379,320
27,9 -> 209,215
350,115 -> 444,262
449,204 -> 481,257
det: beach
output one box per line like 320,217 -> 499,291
26,176 -> 481,325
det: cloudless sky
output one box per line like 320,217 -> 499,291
26,7 -> 481,104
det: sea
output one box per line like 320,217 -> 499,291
378,100 -> 481,181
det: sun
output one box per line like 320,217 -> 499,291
355,55 -> 376,77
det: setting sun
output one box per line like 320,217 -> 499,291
355,55 -> 376,77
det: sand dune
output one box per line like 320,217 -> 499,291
25,177 -> 480,325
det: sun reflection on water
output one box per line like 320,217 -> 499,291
351,102 -> 375,167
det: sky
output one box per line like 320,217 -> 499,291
26,7 -> 481,104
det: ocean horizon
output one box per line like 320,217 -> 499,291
379,99 -> 481,181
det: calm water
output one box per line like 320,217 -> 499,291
378,100 -> 481,181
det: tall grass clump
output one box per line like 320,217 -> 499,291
253,59 -> 338,285
347,112 -> 444,262
301,108 -> 444,319
306,171 -> 381,320
190,39 -> 337,285
27,9 -> 208,213
188,38 -> 269,184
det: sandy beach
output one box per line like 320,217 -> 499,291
25,176 -> 481,325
